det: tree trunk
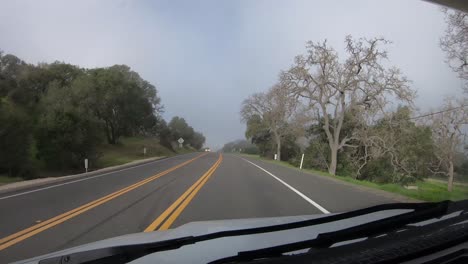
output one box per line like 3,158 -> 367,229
272,129 -> 281,161
105,122 -> 112,144
276,139 -> 281,161
111,124 -> 116,144
448,161 -> 454,192
106,122 -> 116,145
329,145 -> 338,175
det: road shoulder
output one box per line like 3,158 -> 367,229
0,156 -> 169,195
240,155 -> 420,204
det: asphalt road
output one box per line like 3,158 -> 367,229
0,152 -> 398,263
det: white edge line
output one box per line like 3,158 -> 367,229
242,158 -> 330,214
0,153 -> 196,200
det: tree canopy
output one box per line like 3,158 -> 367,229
0,50 -> 205,177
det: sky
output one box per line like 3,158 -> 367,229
0,0 -> 463,149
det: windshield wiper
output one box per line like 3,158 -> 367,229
210,200 -> 468,263
39,200 -> 466,264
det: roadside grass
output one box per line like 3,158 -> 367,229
240,154 -> 468,202
0,175 -> 23,185
97,137 -> 195,168
0,137 -> 198,185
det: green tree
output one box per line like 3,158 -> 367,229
73,65 -> 162,144
350,107 -> 435,184
0,98 -> 35,177
222,139 -> 259,154
189,132 -> 206,150
168,116 -> 195,143
36,84 -> 103,170
0,52 -> 27,101
16,62 -> 83,105
244,114 -> 274,157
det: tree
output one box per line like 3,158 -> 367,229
282,36 -> 414,175
0,50 -> 167,178
74,65 -> 162,144
0,52 -> 27,103
349,107 -> 434,184
440,9 -> 467,88
428,98 -> 467,192
222,139 -> 259,154
36,83 -> 103,170
244,114 -> 274,157
168,116 -> 194,143
165,116 -> 205,150
189,132 -> 205,150
16,62 -> 83,106
0,98 -> 35,177
241,84 -> 299,160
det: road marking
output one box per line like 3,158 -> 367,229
242,158 -> 330,214
0,153 -> 198,201
0,153 -> 207,251
144,154 -> 222,232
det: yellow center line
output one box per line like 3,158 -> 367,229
144,154 -> 223,232
0,153 -> 207,251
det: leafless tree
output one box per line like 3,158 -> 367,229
282,36 -> 414,175
428,98 -> 468,192
440,8 -> 468,88
241,84 -> 301,160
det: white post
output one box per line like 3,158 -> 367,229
299,153 -> 305,170
274,154 -> 278,160
84,158 -> 88,173
143,147 -> 147,156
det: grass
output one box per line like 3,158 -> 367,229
0,137 -> 197,185
241,154 -> 468,202
97,137 -> 194,168
0,175 -> 23,185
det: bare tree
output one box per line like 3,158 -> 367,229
428,98 -> 467,192
440,8 -> 468,88
282,36 -> 414,175
241,84 -> 300,160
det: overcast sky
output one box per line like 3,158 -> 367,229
0,0 -> 463,149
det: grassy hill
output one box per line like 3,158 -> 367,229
0,137 -> 196,185
96,137 -> 194,168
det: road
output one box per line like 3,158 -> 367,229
0,152 -> 398,263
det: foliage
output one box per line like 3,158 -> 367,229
0,50 -> 205,178
73,65 -> 162,144
0,98 -> 36,178
35,84 -> 103,170
440,8 -> 467,88
281,36 -> 414,175
427,98 -> 467,191
241,84 -> 305,160
222,139 -> 259,154
167,116 -> 205,150
245,154 -> 468,202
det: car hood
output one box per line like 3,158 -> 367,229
15,209 -> 410,264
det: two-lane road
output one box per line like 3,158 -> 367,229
0,153 -> 397,263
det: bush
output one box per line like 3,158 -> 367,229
36,109 -> 103,171
0,99 -> 37,177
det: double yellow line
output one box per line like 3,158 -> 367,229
144,154 -> 223,231
0,153 -> 207,251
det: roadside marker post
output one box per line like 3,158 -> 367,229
84,159 -> 88,173
299,153 -> 305,170
143,147 -> 147,156
274,154 -> 278,160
